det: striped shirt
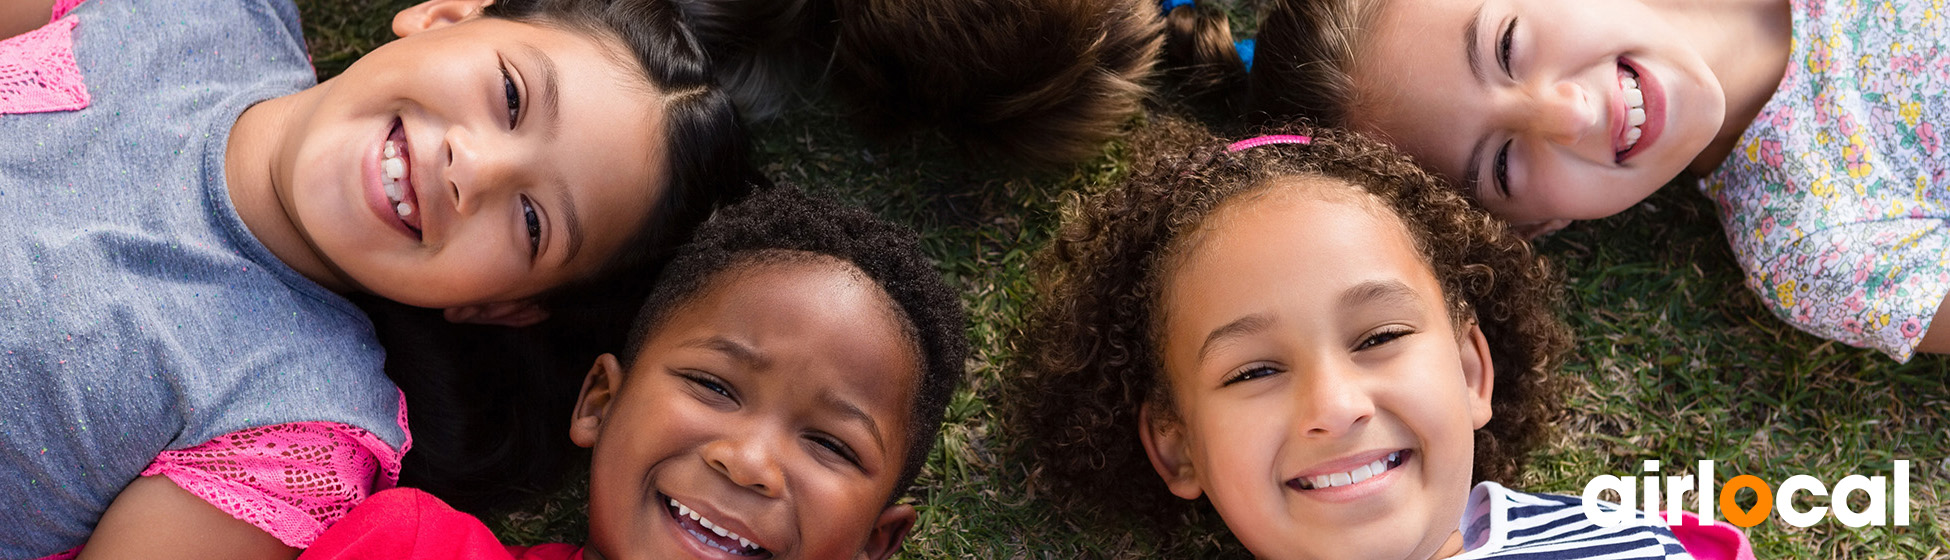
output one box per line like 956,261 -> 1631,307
1453,482 -> 1694,559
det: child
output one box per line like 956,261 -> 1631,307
0,0 -> 750,556
298,186 -> 971,560
1185,0 -> 1948,361
672,0 -> 1164,167
1015,122 -> 1753,558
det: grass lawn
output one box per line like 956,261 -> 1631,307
299,1 -> 1948,557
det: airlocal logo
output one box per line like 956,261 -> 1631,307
1582,460 -> 1911,528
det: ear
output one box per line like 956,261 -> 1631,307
854,504 -> 916,560
392,0 -> 493,38
443,300 -> 549,327
1138,401 -> 1204,500
1513,219 -> 1573,240
1458,319 -> 1496,430
569,353 -> 625,449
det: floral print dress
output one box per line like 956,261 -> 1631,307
1702,0 -> 1950,361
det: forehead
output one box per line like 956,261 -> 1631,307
1161,179 -> 1442,351
644,256 -> 920,430
1345,0 -> 1481,187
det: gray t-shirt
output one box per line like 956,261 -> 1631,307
0,0 -> 405,555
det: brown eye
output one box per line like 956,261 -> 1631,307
500,66 -> 521,128
520,195 -> 541,255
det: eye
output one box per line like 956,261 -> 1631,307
1221,364 -> 1281,387
1497,17 -> 1517,77
808,434 -> 862,466
1355,327 -> 1415,351
1493,140 -> 1512,197
680,372 -> 735,403
500,64 -> 521,129
520,195 -> 542,256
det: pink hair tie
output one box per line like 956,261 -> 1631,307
1226,134 -> 1313,152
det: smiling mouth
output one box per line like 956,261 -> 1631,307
380,118 -> 422,237
664,495 -> 771,558
1289,450 -> 1408,491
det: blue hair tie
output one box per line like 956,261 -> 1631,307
1161,0 -> 1196,13
1235,38 -> 1256,71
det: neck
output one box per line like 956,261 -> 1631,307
1651,0 -> 1793,175
224,83 -> 353,293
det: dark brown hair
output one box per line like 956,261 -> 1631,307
1012,119 -> 1569,527
1161,0 -> 1376,125
676,0 -> 1165,167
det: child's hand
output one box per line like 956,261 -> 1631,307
1513,219 -> 1573,240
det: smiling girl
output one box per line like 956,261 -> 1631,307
0,0 -> 750,557
1179,0 -> 1950,361
1016,122 -> 1753,559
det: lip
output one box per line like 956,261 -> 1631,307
659,492 -> 773,559
364,118 -> 421,241
1285,449 -> 1411,504
1613,57 -> 1665,164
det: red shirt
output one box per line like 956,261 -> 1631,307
299,488 -> 584,560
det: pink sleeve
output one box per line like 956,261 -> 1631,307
51,0 -> 87,20
1665,510 -> 1757,560
0,0 -> 91,114
139,398 -> 413,549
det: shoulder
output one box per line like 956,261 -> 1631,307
1460,482 -> 1694,559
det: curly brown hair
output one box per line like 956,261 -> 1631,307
1011,119 -> 1570,528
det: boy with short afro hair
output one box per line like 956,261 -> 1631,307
302,186 -> 970,560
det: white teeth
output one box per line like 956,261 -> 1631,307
395,201 -> 413,219
666,497 -> 760,551
383,140 -> 398,159
1348,463 -> 1374,484
1301,451 -> 1402,490
1618,65 -> 1648,152
382,157 -> 405,180
384,180 -> 402,201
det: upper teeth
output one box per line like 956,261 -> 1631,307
669,498 -> 761,551
1619,65 -> 1646,151
382,140 -> 413,220
1300,451 -> 1400,490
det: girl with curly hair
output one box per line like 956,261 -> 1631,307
1014,122 -> 1751,559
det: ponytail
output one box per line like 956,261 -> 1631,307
1160,0 -> 1249,110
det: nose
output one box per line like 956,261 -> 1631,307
443,129 -> 529,215
702,431 -> 786,498
1293,362 -> 1375,437
1513,80 -> 1598,147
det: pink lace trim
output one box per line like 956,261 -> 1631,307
52,0 -> 87,20
0,9 -> 88,115
137,396 -> 413,548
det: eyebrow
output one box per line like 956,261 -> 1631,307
683,336 -> 767,368
820,390 -> 887,456
1461,3 -> 1490,195
1196,312 -> 1275,363
1340,280 -> 1424,311
558,180 -> 583,264
518,42 -> 561,140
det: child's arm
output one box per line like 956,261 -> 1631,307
1918,295 -> 1950,355
0,0 -> 55,40
78,476 -> 299,560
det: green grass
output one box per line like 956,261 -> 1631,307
297,2 -> 1948,557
